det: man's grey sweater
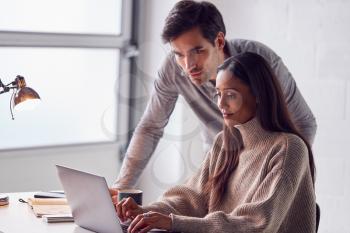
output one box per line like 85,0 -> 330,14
114,39 -> 317,188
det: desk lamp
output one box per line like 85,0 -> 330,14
0,75 -> 41,119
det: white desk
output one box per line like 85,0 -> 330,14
0,192 -> 93,233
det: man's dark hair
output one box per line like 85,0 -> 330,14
162,0 -> 226,45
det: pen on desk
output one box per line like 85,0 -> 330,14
18,198 -> 28,203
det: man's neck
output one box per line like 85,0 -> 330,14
210,42 -> 230,82
223,41 -> 231,59
218,42 -> 230,66
209,79 -> 216,86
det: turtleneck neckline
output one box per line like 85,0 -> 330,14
234,117 -> 270,148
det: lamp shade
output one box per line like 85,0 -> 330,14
14,86 -> 41,111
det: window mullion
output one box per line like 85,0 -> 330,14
0,31 -> 125,48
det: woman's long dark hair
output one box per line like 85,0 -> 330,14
205,52 -> 316,208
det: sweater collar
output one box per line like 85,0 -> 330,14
234,117 -> 270,148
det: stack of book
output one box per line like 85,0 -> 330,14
27,196 -> 74,223
42,214 -> 74,223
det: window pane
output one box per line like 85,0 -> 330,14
0,0 -> 122,34
0,47 -> 119,150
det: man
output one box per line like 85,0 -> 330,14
111,0 -> 317,192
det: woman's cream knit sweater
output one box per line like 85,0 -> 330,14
145,118 -> 316,233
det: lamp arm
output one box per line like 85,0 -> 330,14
0,78 -> 18,95
0,79 -> 8,94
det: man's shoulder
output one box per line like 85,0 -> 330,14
157,53 -> 183,82
227,38 -> 271,51
227,38 -> 279,61
161,53 -> 181,73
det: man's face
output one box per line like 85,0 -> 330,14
170,27 -> 225,86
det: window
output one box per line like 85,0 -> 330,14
0,0 -> 122,34
0,0 -> 133,150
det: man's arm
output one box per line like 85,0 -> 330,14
232,39 -> 317,144
113,55 -> 180,189
272,55 -> 317,144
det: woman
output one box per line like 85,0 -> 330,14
117,52 -> 316,233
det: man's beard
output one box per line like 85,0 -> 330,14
189,71 -> 211,86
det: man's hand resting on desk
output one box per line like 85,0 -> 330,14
116,197 -> 172,233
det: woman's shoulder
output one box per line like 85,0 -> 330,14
275,132 -> 308,154
211,131 -> 224,151
214,130 -> 224,141
269,132 -> 309,171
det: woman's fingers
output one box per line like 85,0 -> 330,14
117,197 -> 142,222
122,197 -> 135,219
138,225 -> 153,233
128,214 -> 145,233
128,212 -> 156,233
116,198 -> 127,221
130,212 -> 172,232
126,209 -> 140,219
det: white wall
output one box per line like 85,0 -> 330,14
136,1 -> 350,232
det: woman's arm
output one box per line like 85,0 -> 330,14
170,170 -> 286,233
143,152 -> 211,217
142,133 -> 223,217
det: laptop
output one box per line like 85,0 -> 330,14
56,165 -> 167,233
56,165 -> 125,233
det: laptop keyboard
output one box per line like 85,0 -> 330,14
121,223 -> 128,233
120,223 -> 170,233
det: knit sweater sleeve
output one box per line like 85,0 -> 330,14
142,134 -> 224,217
143,151 -> 211,217
170,135 -> 314,233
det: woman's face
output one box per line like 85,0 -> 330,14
215,69 -> 257,126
